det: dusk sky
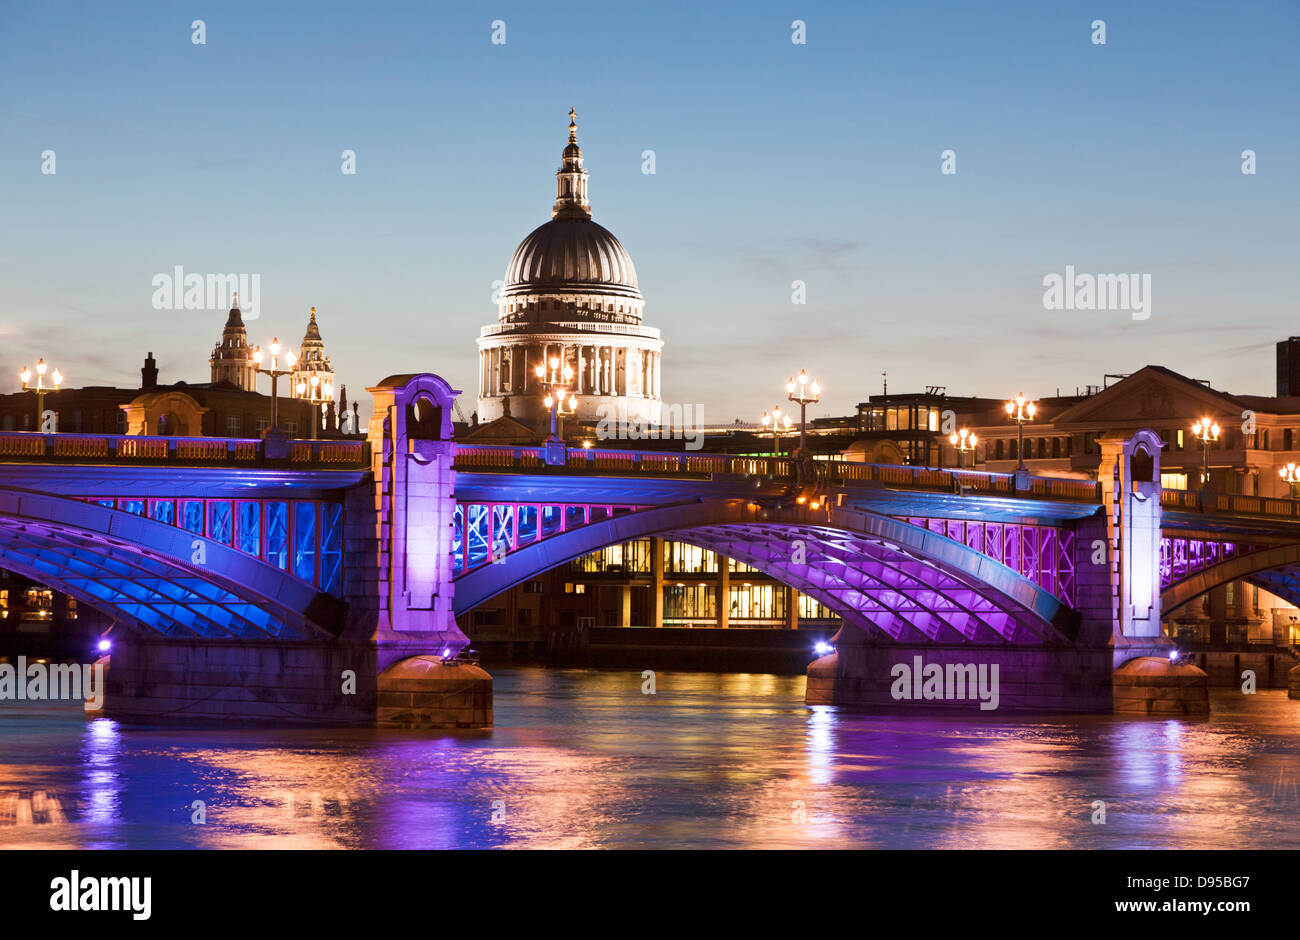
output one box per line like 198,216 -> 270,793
1,0 -> 1296,423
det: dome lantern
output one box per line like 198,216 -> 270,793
553,107 -> 591,220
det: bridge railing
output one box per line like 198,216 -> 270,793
0,431 -> 369,468
454,443 -> 1108,501
452,443 -> 1300,521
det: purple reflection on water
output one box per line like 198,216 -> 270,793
0,669 -> 1297,849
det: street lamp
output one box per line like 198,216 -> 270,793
786,369 -> 821,458
1004,393 -> 1036,471
1279,462 -> 1300,498
760,407 -> 793,456
1192,417 -> 1220,488
295,373 -> 334,441
535,356 -> 577,443
251,338 -> 297,434
19,359 -> 63,430
949,428 -> 978,470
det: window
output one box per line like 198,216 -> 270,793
66,597 -> 77,621
572,540 -> 652,574
798,594 -> 840,621
227,415 -> 242,435
663,584 -> 716,621
728,583 -> 785,622
564,583 -> 587,594
664,542 -> 717,574
115,411 -> 127,434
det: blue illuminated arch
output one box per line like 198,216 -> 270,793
0,488 -> 345,639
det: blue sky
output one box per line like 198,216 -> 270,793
0,0 -> 1296,423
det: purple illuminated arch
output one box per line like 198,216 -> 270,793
0,488 -> 345,639
1162,540 -> 1300,615
453,499 -> 1077,644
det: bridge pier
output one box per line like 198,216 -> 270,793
1097,431 -> 1207,716
807,430 -> 1209,716
100,374 -> 492,728
806,633 -> 1115,713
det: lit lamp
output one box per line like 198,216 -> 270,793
250,338 -> 298,434
786,369 -> 821,458
949,428 -> 978,470
1192,417 -> 1220,488
535,356 -> 577,443
1004,393 -> 1036,471
19,359 -> 64,430
295,373 -> 334,441
1279,462 -> 1300,499
760,407 -> 793,456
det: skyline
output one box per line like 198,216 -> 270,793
1,0 -> 1297,424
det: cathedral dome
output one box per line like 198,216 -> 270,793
503,218 -> 640,301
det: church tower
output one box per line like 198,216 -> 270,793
291,306 -> 335,395
210,295 -> 257,391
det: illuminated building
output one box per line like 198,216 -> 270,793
475,110 -> 664,430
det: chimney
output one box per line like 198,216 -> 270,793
141,352 -> 158,390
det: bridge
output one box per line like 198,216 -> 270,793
3,374 -> 1300,725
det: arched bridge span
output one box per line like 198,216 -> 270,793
0,487 -> 345,639
452,499 -> 1078,645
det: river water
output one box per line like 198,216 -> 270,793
1,666 -> 1297,849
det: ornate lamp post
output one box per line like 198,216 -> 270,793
1004,393 -> 1036,471
251,338 -> 297,434
535,356 -> 577,444
1279,462 -> 1300,498
786,369 -> 821,458
1192,417 -> 1220,488
19,359 -> 63,430
295,373 -> 334,441
760,407 -> 793,456
949,428 -> 978,470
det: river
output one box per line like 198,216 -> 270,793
1,666 -> 1297,849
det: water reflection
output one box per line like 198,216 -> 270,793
0,669 -> 1297,849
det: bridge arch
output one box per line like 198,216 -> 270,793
453,499 -> 1077,645
0,487 -> 345,639
1163,541 -> 1300,615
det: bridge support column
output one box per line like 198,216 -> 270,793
361,374 -> 492,728
1096,431 -> 1208,716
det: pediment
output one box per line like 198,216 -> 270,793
1052,367 -> 1241,426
